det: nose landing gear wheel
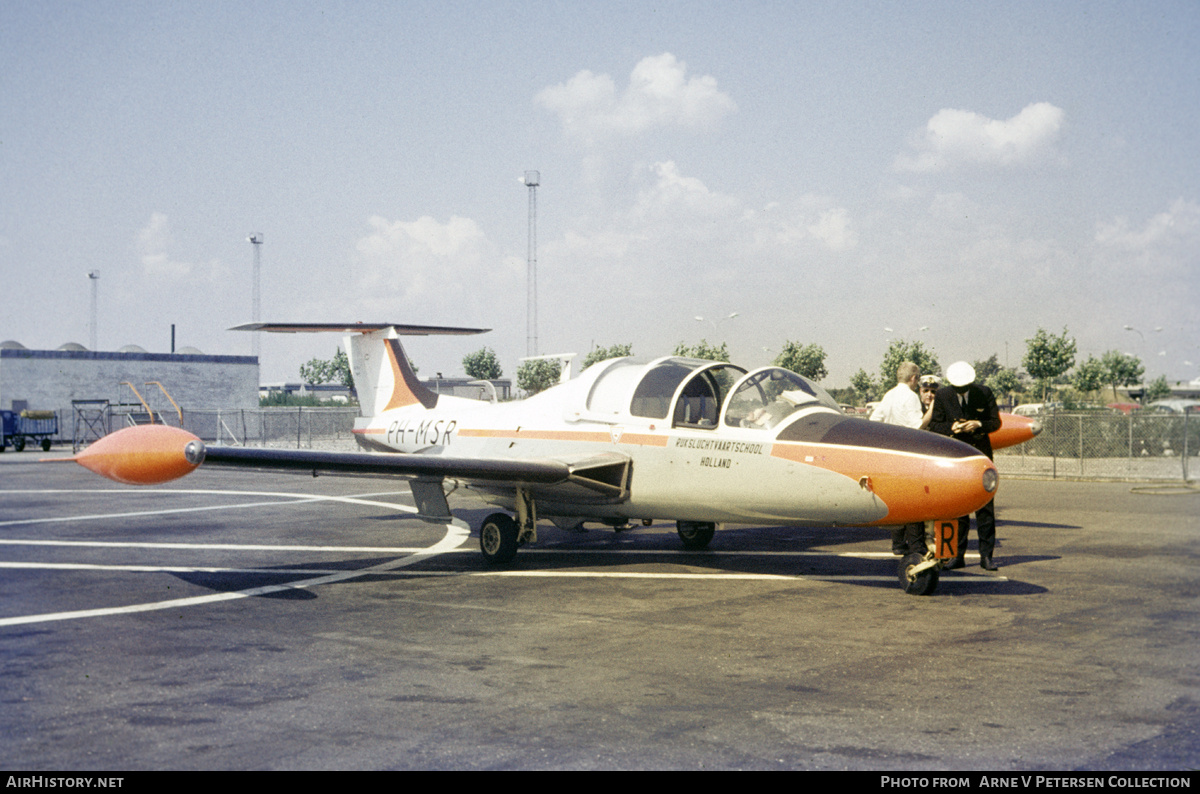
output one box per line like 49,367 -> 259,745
480,512 -> 520,564
898,553 -> 939,595
676,520 -> 716,550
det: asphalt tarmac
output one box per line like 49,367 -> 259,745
1,454 -> 1197,770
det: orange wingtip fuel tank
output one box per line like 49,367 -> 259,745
989,413 -> 1042,451
71,424 -> 201,485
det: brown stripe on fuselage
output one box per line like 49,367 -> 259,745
456,428 -> 669,446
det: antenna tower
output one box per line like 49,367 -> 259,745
524,171 -> 539,356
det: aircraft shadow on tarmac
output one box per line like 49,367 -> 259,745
164,507 -> 1052,598
996,518 -> 1081,530
167,555 -> 414,600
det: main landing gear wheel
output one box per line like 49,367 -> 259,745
480,512 -> 520,564
898,552 -> 939,596
676,521 -> 715,550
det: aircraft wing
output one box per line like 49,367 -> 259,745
65,424 -> 630,521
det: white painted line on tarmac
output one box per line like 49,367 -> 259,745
0,540 -> 968,557
0,488 -> 1003,627
528,548 -> 985,560
0,561 -> 350,575
0,539 -> 469,553
0,488 -> 468,628
0,488 -> 418,528
472,569 -> 797,581
0,522 -> 470,628
467,569 -> 1005,583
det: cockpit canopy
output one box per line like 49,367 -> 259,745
723,366 -> 840,429
582,356 -> 839,431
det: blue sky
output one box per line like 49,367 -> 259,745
2,1 -> 1197,388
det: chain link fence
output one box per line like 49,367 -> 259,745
182,407 -> 362,451
31,406 -> 363,453
31,403 -> 1197,482
995,411 -> 1196,481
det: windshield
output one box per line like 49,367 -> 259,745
724,367 -> 840,429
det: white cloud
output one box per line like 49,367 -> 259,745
352,215 -> 519,320
747,196 -> 859,254
536,53 -> 736,142
136,213 -> 192,279
1094,198 -> 1200,253
894,102 -> 1065,172
625,162 -> 856,256
807,208 -> 858,252
632,161 -> 740,220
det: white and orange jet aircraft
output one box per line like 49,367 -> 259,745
68,323 -> 1039,595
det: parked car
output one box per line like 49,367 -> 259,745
1147,399 -> 1200,414
1013,402 -> 1062,416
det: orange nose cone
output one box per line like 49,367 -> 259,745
73,424 -> 201,485
990,413 -> 1041,451
869,455 -> 998,525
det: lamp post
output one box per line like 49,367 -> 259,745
694,311 -> 739,333
1124,324 -> 1163,379
524,171 -> 539,357
87,270 -> 100,350
884,325 -> 929,337
247,234 -> 263,358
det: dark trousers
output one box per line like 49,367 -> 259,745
891,523 -> 927,555
956,499 -> 996,560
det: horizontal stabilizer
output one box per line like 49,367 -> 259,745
230,323 -> 489,336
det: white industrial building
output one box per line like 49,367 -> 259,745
0,341 -> 259,416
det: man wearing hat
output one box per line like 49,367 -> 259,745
929,361 -> 1003,570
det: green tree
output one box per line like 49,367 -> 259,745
462,347 -> 503,380
1071,355 -> 1107,399
987,367 -> 1022,405
581,343 -> 633,370
972,354 -> 1002,381
1024,327 -> 1076,401
774,341 -> 828,381
879,339 -> 940,387
1100,350 -> 1144,400
825,386 -> 858,407
299,348 -> 354,389
517,359 -> 562,396
1145,375 -> 1172,402
850,368 -> 877,402
674,339 -> 729,361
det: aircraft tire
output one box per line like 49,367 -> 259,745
676,520 -> 715,550
480,512 -> 519,564
898,553 -> 939,596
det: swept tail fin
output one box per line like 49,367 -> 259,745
232,323 -> 489,418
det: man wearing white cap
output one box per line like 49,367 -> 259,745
929,361 -> 1003,570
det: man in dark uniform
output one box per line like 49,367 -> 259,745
929,361 -> 1003,570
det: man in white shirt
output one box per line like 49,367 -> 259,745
870,362 -> 923,429
870,362 -> 925,554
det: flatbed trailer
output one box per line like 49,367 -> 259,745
0,410 -> 59,452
